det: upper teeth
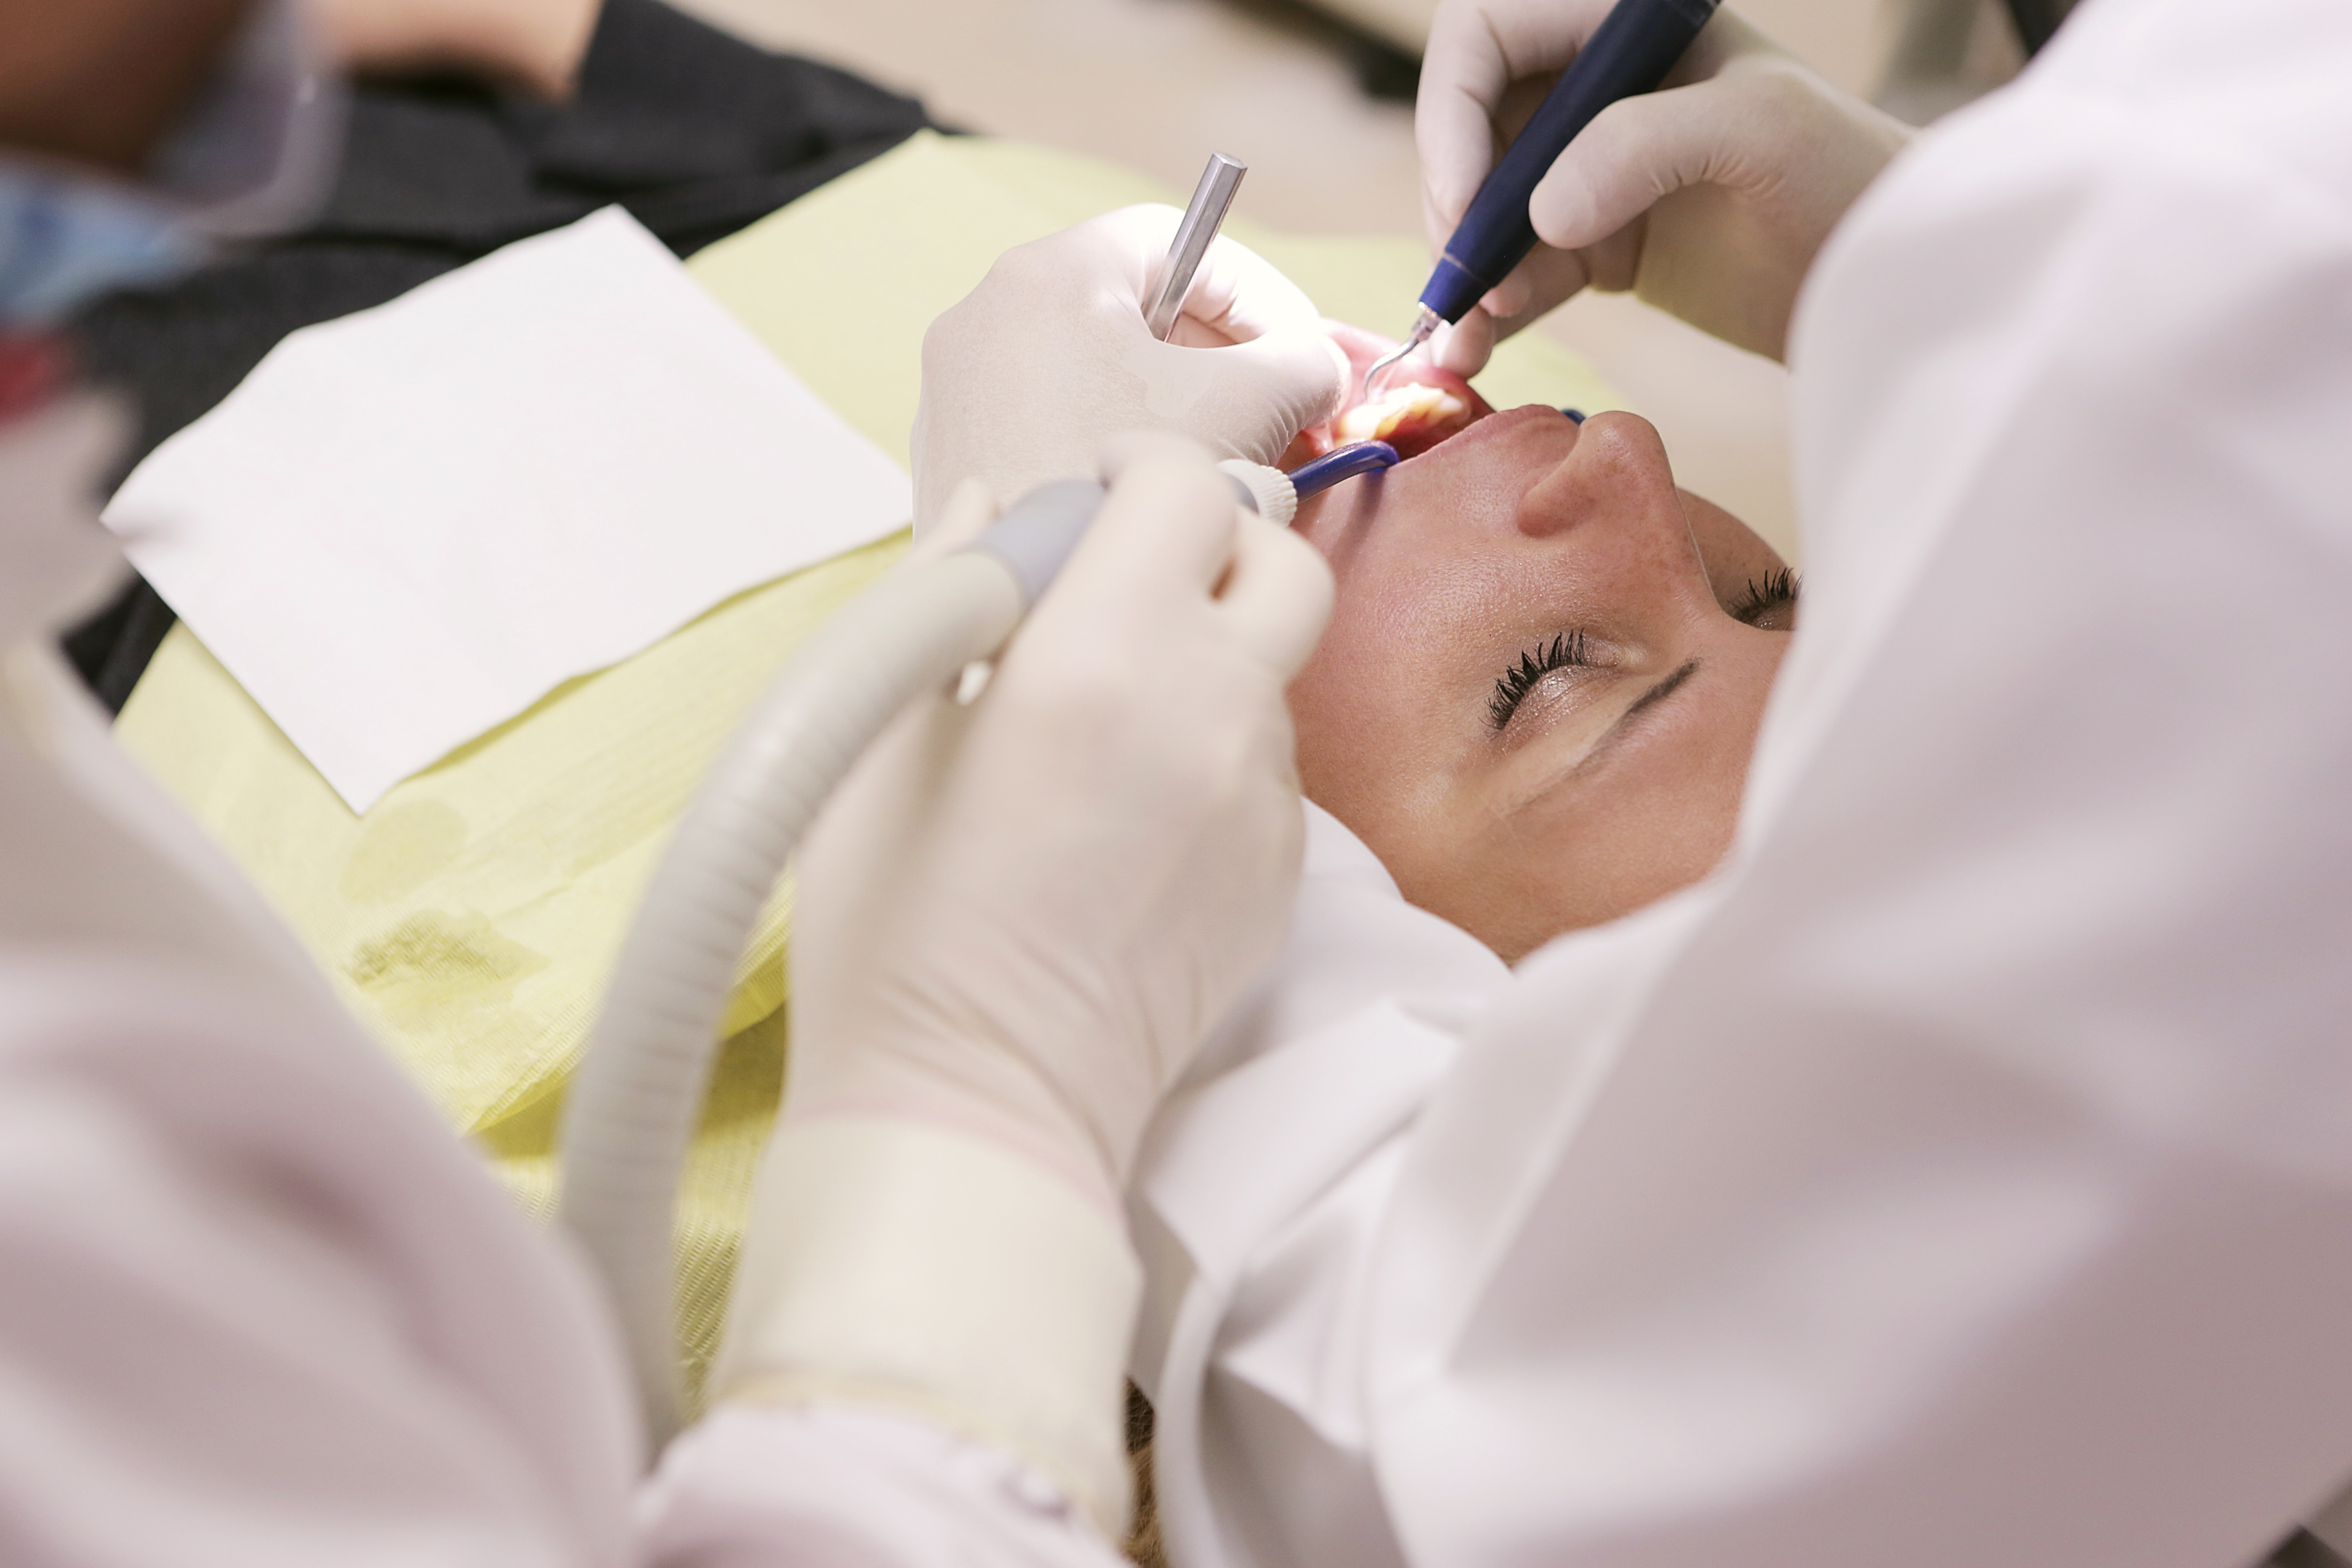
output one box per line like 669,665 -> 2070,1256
1335,382 -> 1467,444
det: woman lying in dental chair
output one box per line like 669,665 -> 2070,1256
918,213 -> 1798,963
1289,327 -> 1795,958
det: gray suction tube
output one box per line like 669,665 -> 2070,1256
558,479 -> 1106,1448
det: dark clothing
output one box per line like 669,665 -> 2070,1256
65,0 -> 930,711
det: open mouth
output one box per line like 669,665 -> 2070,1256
1289,321 -> 1495,465
1334,377 -> 1485,459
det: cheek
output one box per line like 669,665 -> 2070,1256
1285,576 -> 1472,860
1287,607 -> 1400,814
1441,761 -> 1735,960
1284,594 -> 1509,944
1508,648 -> 1785,950
1396,638 -> 1789,962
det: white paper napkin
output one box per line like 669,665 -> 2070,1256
105,206 -> 912,813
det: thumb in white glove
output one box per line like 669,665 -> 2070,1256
910,204 -> 1350,534
1419,2 -> 1911,369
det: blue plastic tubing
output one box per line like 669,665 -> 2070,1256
1419,0 -> 1722,327
1286,440 -> 1400,498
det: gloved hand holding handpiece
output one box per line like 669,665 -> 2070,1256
1419,0 -> 1911,370
713,433 -> 1332,1537
783,434 -> 1329,1212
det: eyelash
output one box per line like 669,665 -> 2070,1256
1487,572 -> 1795,732
1488,631 -> 1591,730
1732,568 -> 1802,625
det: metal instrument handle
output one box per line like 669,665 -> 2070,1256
1145,151 -> 1247,340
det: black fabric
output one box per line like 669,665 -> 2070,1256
2001,0 -> 2079,55
63,0 -> 931,711
2271,1530 -> 2352,1568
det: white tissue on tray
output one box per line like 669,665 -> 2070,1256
104,205 -> 912,814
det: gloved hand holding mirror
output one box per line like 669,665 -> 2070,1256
912,203 -> 1352,534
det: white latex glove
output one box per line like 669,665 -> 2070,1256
714,436 -> 1331,1534
910,205 -> 1350,534
786,432 -> 1331,1206
1419,3 -> 1911,368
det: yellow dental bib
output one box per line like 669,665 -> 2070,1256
115,130 -> 1620,1400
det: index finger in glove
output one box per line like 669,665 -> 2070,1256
1072,438 -> 1332,681
1419,0 -> 1620,230
1164,226 -> 1325,346
1526,79 -> 1739,257
1055,205 -> 1324,341
1062,432 -> 1247,604
1432,243 -> 1599,377
1138,322 -> 1349,465
1161,229 -> 1349,449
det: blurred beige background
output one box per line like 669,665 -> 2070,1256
669,0 -> 2028,555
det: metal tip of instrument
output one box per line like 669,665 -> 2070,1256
1361,308 -> 1440,401
1146,152 -> 1248,341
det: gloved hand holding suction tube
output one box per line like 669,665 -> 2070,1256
711,433 -> 1332,1532
912,204 -> 1352,533
1418,0 -> 1911,371
784,432 -> 1330,1205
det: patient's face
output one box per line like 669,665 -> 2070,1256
1284,330 -> 1796,962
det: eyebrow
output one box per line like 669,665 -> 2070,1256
1532,658 -> 1702,796
1618,659 -> 1699,730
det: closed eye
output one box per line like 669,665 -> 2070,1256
1732,568 -> 1801,627
1488,631 -> 1591,731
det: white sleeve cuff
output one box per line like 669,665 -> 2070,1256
709,1117 -> 1142,1539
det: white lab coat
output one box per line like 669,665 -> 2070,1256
1130,0 -> 2352,1564
4,0 -> 2350,1560
0,415 -> 1126,1560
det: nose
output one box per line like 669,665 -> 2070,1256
1514,411 -> 1693,538
1511,409 -> 1727,616
1514,412 -> 1667,531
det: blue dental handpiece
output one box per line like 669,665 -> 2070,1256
1365,0 -> 1723,393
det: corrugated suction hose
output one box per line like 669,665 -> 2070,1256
558,465 -> 1291,1451
560,482 -> 1099,1447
